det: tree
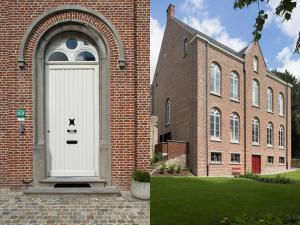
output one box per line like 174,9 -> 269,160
234,0 -> 300,53
272,70 -> 300,158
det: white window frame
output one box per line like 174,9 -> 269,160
252,80 -> 259,107
278,93 -> 284,116
210,63 -> 221,95
253,56 -> 258,72
252,117 -> 260,145
279,126 -> 285,148
230,113 -> 240,143
267,156 -> 274,165
267,122 -> 274,147
211,152 -> 222,164
165,99 -> 171,126
210,108 -> 221,140
230,72 -> 239,101
267,88 -> 273,112
230,153 -> 241,164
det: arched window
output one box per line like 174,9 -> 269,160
210,63 -> 221,95
267,122 -> 274,147
230,113 -> 239,142
253,56 -> 258,72
252,117 -> 260,144
230,72 -> 239,101
46,36 -> 98,63
278,93 -> 284,116
183,38 -> 188,57
279,126 -> 285,148
210,108 -> 221,139
165,98 -> 171,125
252,80 -> 260,107
267,88 -> 273,112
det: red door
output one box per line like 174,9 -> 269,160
252,155 -> 261,174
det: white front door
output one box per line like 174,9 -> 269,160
46,64 -> 99,177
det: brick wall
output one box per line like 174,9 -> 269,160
152,13 -> 292,177
0,0 -> 149,190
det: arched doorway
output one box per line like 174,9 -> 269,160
45,34 -> 100,177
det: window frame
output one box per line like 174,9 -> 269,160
279,157 -> 285,165
279,126 -> 285,148
252,80 -> 260,107
253,56 -> 259,73
267,156 -> 274,165
230,113 -> 240,143
230,153 -> 241,164
210,108 -> 221,140
230,72 -> 239,101
211,152 -> 222,164
210,63 -> 221,96
252,117 -> 260,145
266,88 -> 273,113
266,122 -> 274,147
278,93 -> 284,116
165,98 -> 171,126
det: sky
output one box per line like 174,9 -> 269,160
150,0 -> 300,83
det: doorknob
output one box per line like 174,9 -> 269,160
47,130 -> 50,133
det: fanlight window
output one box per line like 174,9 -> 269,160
48,52 -> 69,61
46,35 -> 98,63
75,51 -> 96,61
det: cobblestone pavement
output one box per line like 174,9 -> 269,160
0,189 -> 149,225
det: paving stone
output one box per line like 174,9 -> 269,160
0,189 -> 149,225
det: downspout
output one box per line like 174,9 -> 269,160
285,85 -> 289,170
205,41 -> 209,177
243,64 -> 247,174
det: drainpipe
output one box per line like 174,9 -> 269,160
285,85 -> 289,170
205,41 -> 209,177
243,64 -> 247,174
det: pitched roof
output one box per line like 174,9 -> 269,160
171,16 -> 293,87
172,17 -> 244,58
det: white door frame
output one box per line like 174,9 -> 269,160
45,63 -> 100,177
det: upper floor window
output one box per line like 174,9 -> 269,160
230,72 -> 239,101
165,98 -> 171,125
278,93 -> 284,116
267,122 -> 274,147
183,38 -> 188,57
210,63 -> 221,95
267,88 -> 273,112
279,126 -> 285,148
252,117 -> 260,145
230,113 -> 240,143
252,80 -> 260,107
210,108 -> 221,140
253,56 -> 258,73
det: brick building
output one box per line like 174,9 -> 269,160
151,5 -> 292,176
0,0 -> 149,191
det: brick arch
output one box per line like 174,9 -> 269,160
18,5 -> 126,69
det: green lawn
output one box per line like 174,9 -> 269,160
151,170 -> 300,225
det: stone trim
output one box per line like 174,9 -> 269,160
18,5 -> 126,69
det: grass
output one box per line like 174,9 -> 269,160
151,170 -> 300,225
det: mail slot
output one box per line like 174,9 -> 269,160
66,140 -> 78,144
67,129 -> 77,133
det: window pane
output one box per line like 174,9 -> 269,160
66,38 -> 78,50
75,51 -> 96,61
48,52 -> 68,61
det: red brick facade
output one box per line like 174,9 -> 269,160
0,0 -> 149,190
152,7 -> 292,176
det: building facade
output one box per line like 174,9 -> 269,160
151,5 -> 292,176
0,0 -> 149,191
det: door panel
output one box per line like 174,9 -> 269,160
252,155 -> 261,174
46,65 -> 99,177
